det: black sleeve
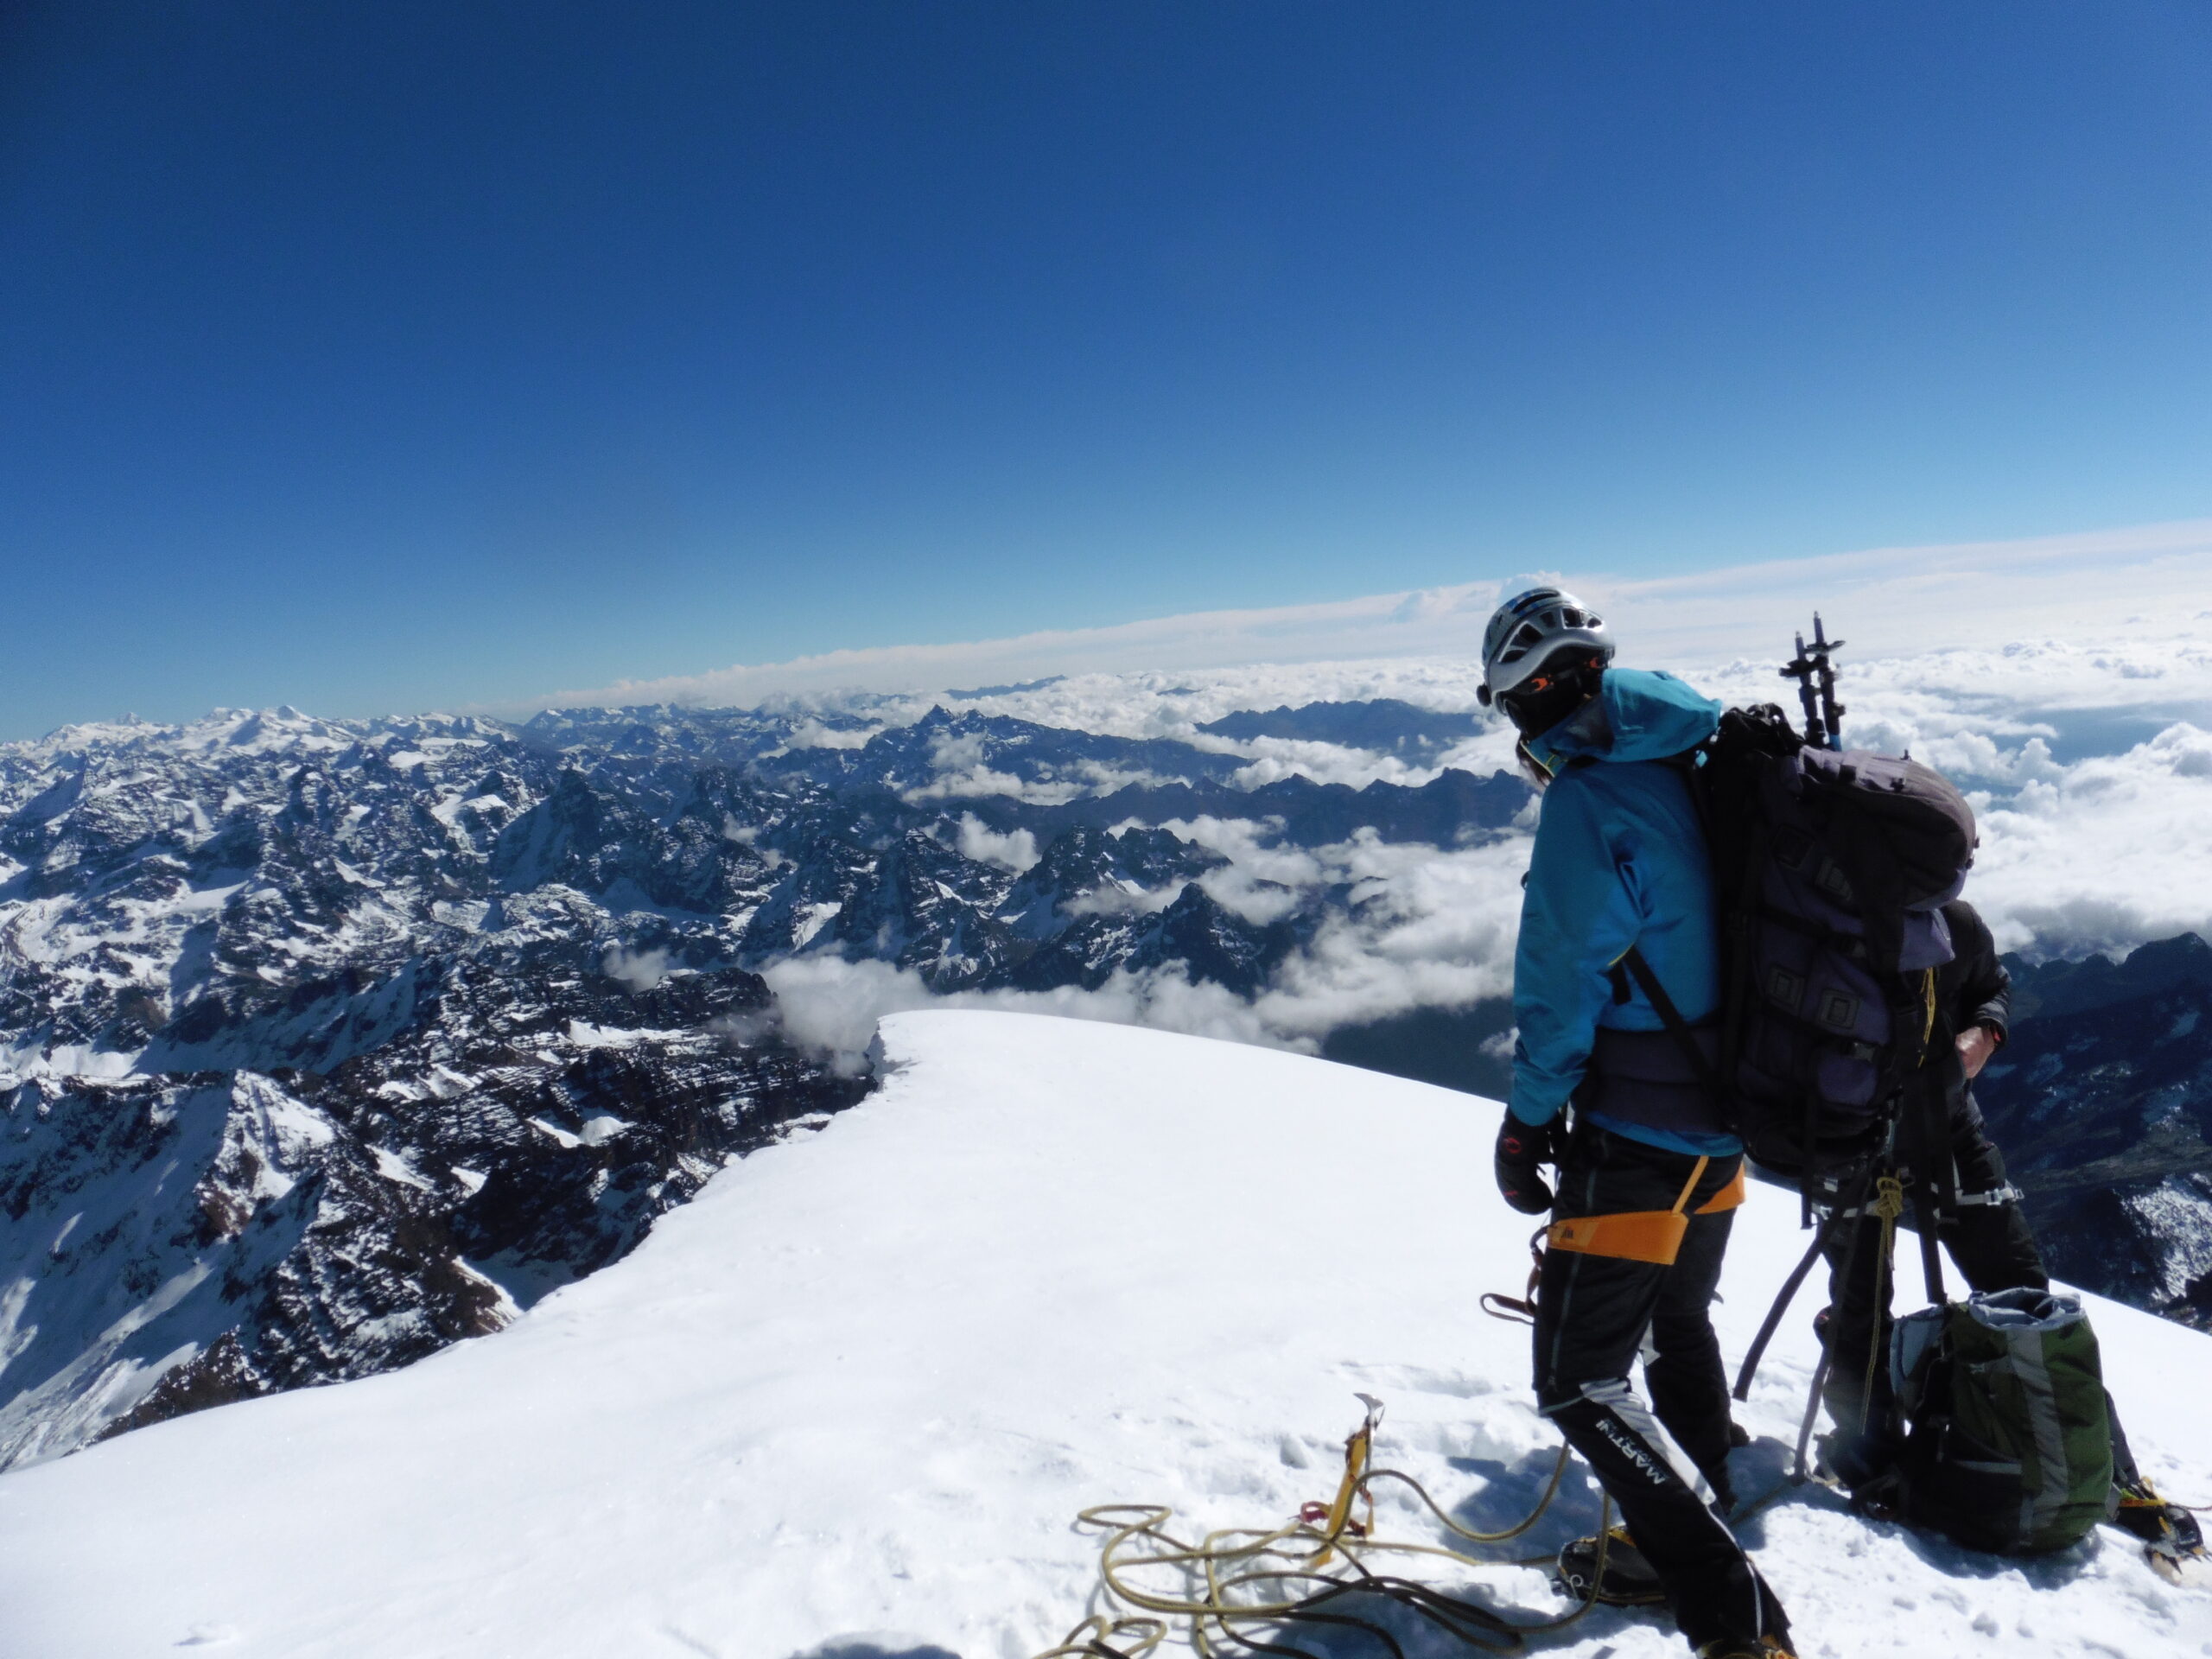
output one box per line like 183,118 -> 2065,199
1945,901 -> 2010,1042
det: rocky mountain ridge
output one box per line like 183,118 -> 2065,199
1978,934 -> 2212,1329
0,701 -> 1529,1465
3,696 -> 2207,1473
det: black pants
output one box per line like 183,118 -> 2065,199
1534,1124 -> 1789,1650
1817,1092 -> 2048,1442
1816,1094 -> 2162,1505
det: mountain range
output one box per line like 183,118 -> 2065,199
1,696 -> 2203,1471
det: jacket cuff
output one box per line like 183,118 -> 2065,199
1509,1095 -> 1563,1128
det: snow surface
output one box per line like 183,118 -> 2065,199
0,1011 -> 2205,1659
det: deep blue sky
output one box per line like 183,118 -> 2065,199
3,3 -> 2209,735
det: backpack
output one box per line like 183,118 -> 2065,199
1890,1287 -> 2115,1554
1692,704 -> 1979,1181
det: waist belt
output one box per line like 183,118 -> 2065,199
1545,1156 -> 1745,1266
1579,1020 -> 1729,1137
1824,1180 -> 2021,1220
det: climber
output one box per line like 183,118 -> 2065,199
1811,896 -> 2204,1571
1483,587 -> 1796,1659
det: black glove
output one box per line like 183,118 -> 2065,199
1494,1111 -> 1559,1215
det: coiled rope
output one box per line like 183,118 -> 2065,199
1031,1395 -> 1614,1659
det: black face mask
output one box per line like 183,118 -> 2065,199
1496,653 -> 1605,738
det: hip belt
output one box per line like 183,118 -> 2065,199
1546,1155 -> 1745,1267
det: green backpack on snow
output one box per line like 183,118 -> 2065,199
1890,1287 -> 2115,1554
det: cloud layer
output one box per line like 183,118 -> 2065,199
752,625 -> 2212,1075
518,517 -> 2212,715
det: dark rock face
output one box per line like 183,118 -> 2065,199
1977,935 -> 2212,1331
1198,698 -> 1483,760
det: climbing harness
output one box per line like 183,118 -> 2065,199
1031,1395 -> 1613,1659
1544,1154 -> 1745,1267
1478,1226 -> 1548,1325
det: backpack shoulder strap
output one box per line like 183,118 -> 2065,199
1618,945 -> 1722,1102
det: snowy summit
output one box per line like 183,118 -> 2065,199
0,1012 -> 2206,1658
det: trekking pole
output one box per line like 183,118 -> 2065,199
1732,1160 -> 1877,1401
1792,1346 -> 1834,1484
1778,614 -> 1847,749
1810,613 -> 1845,746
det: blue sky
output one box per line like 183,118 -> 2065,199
3,2 -> 2209,737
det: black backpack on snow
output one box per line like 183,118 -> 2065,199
1888,1287 -> 2116,1555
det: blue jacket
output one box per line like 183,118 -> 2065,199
1508,669 -> 1739,1157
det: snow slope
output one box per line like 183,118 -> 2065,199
0,1012 -> 2205,1659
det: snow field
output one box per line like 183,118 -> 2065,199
0,1010 -> 2205,1658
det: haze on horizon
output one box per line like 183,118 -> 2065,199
3,3 -> 2209,740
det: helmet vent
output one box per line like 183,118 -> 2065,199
1480,587 -> 1614,698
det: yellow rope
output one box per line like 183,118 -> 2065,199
1859,1173 -> 1908,1433
1033,1403 -> 1614,1658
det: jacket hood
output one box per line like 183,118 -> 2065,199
1527,668 -> 1721,771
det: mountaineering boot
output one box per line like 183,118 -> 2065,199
1811,1428 -> 1901,1517
2113,1475 -> 2209,1584
1695,1640 -> 1796,1658
1553,1526 -> 1664,1605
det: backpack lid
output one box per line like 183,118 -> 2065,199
1961,1287 -> 2087,1333
1796,747 -> 1977,912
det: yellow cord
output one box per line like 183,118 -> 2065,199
1034,1406 -> 1615,1658
1859,1174 -> 1908,1433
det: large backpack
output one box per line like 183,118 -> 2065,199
1692,704 -> 1979,1182
1890,1287 -> 2115,1554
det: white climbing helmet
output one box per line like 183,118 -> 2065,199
1477,587 -> 1614,706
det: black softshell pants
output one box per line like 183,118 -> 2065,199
1815,1092 -> 2156,1493
1534,1124 -> 1790,1651
1818,1091 -> 2048,1442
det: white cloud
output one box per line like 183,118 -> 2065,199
1061,881 -> 1181,919
492,528 -> 2212,979
760,955 -> 1272,1077
781,719 -> 878,751
601,944 -> 671,993
1967,722 -> 2212,960
757,823 -> 1538,1077
953,814 -> 1039,874
511,517 -> 2212,716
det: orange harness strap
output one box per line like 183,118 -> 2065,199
1546,1154 -> 1735,1267
1695,1164 -> 1747,1215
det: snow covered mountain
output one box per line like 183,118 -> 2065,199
1979,935 -> 2212,1329
0,1012 -> 2203,1659
0,702 -> 1533,1468
4,689 -> 2210,1477
0,707 -> 885,1469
